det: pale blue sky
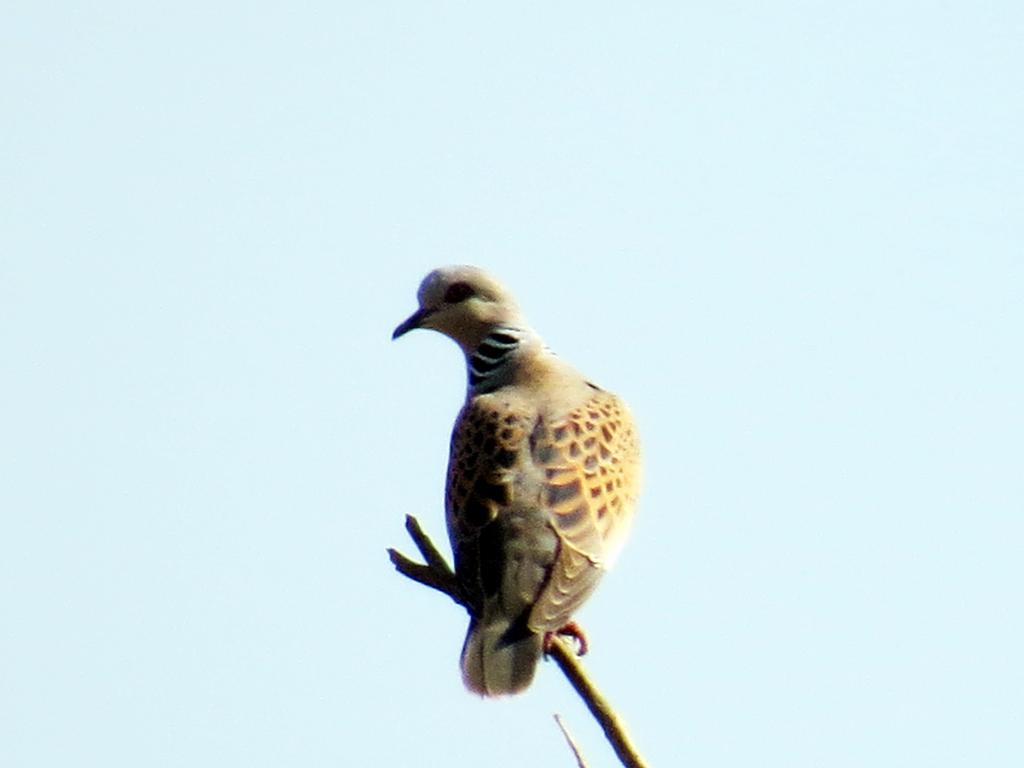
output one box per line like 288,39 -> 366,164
2,2 -> 1022,766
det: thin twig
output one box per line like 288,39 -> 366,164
388,515 -> 649,768
553,714 -> 590,768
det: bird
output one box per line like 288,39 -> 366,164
392,265 -> 641,696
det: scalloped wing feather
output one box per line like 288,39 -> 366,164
526,389 -> 641,631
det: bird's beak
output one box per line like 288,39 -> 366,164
392,308 -> 431,340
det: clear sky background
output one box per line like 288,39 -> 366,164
2,3 -> 1022,766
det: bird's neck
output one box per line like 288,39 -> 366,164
466,326 -> 538,394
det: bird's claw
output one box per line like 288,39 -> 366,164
544,621 -> 589,657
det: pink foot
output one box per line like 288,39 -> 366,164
543,621 -> 589,656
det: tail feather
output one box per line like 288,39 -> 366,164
460,619 -> 543,696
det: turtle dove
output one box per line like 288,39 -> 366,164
392,265 -> 641,696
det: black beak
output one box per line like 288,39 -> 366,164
392,308 -> 430,340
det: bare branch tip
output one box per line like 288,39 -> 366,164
554,713 -> 589,768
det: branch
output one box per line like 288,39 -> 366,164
547,636 -> 648,768
388,515 -> 649,768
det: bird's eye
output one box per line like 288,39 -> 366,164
444,281 -> 475,303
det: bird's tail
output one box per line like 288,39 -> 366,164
460,616 -> 543,696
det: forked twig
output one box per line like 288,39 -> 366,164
387,516 -> 460,603
388,514 -> 648,768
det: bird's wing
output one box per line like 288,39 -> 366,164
446,397 -> 556,622
526,387 -> 641,632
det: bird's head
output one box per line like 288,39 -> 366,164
392,266 -> 525,352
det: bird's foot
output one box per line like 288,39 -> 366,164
543,621 -> 589,657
